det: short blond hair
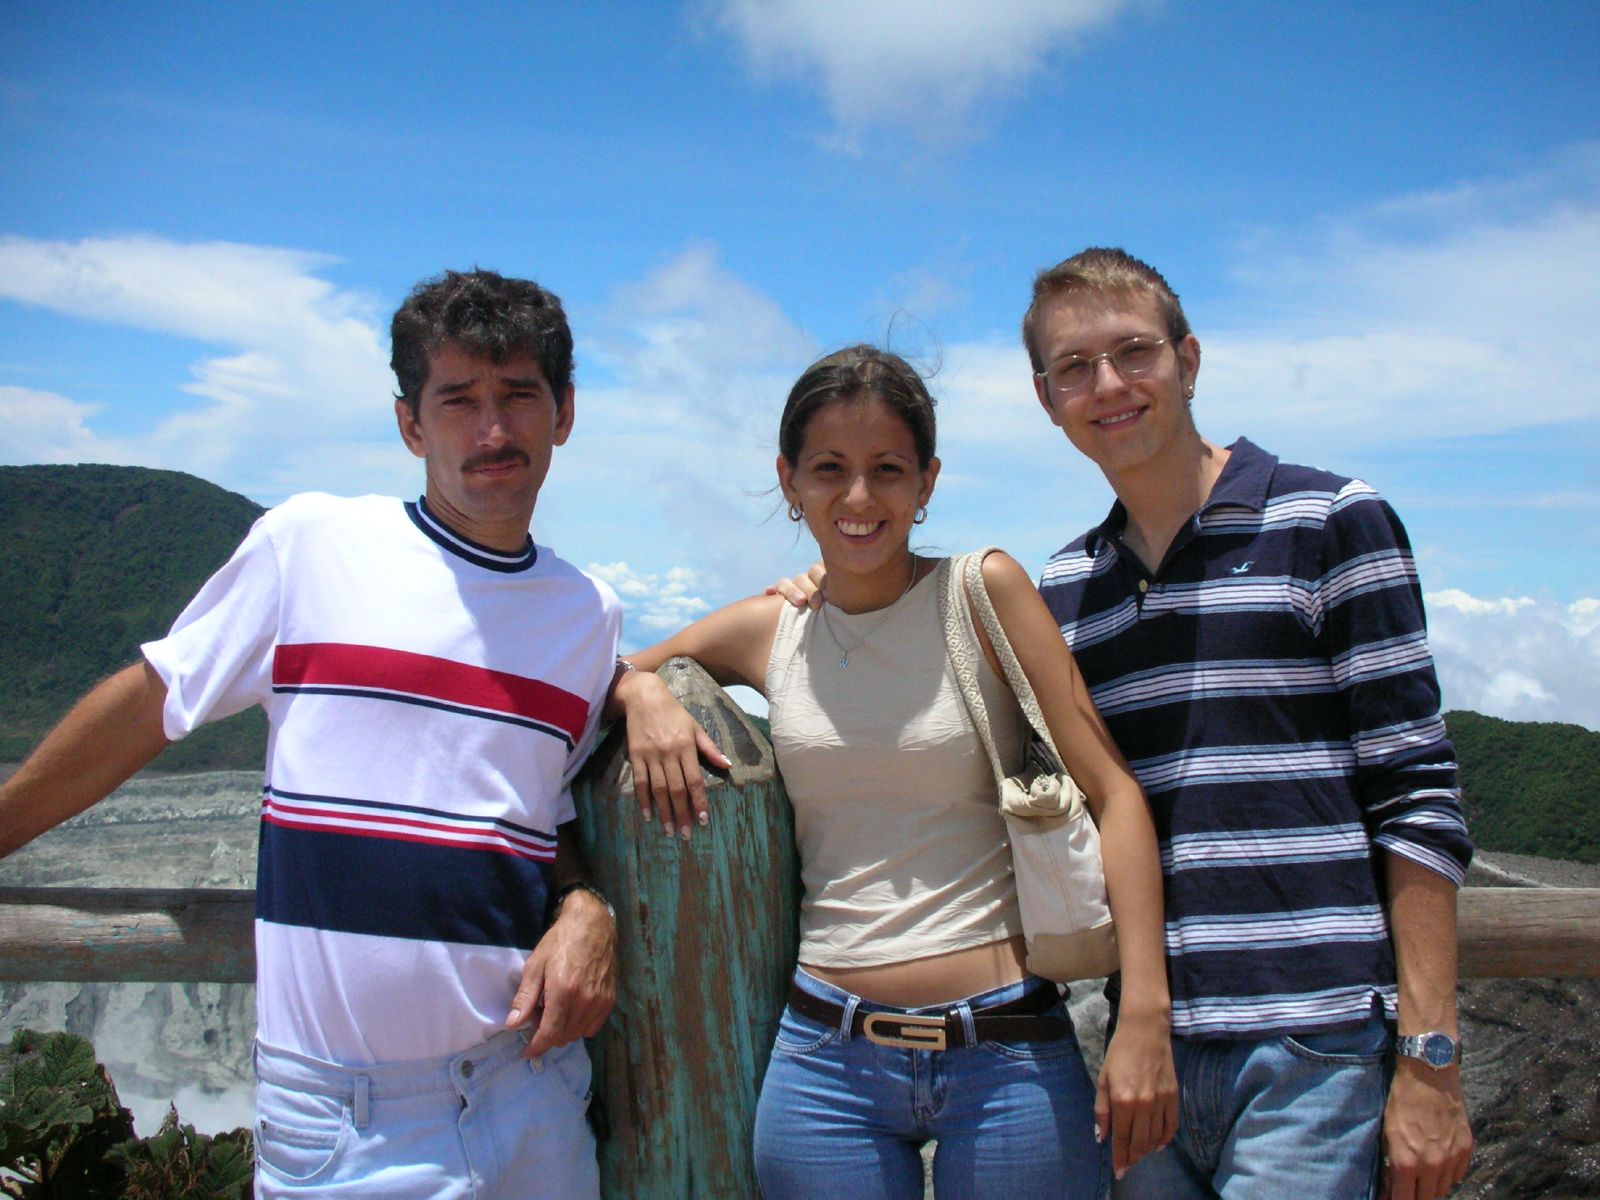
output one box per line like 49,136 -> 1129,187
1021,247 -> 1191,372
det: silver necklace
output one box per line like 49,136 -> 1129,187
818,555 -> 919,669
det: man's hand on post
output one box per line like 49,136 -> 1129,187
507,885 -> 617,1059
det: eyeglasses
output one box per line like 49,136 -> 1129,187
1035,337 -> 1171,396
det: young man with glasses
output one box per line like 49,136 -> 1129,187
1022,247 -> 1473,1200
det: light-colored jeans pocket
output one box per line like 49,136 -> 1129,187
254,1090 -> 350,1185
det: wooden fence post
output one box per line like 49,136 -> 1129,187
572,658 -> 798,1200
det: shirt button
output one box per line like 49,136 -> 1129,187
1137,579 -> 1150,594
460,1060 -> 475,1078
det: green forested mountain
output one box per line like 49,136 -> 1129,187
0,464 -> 267,768
1447,710 -> 1599,864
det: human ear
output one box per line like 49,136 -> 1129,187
396,399 -> 427,459
552,385 -> 576,447
1177,336 -> 1201,394
918,457 -> 941,508
775,453 -> 798,505
1033,374 -> 1064,428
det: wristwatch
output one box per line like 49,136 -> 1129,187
1395,1031 -> 1461,1069
550,881 -> 617,924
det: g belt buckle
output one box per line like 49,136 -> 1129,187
862,1011 -> 948,1051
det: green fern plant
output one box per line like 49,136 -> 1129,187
0,1030 -> 251,1199
109,1107 -> 253,1200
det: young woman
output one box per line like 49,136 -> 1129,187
612,346 -> 1176,1199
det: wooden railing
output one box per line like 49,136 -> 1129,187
4,883 -> 1597,985
0,885 -> 254,982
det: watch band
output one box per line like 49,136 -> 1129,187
1395,1031 -> 1461,1069
550,881 -> 617,924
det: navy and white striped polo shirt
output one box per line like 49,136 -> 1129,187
1039,438 -> 1472,1039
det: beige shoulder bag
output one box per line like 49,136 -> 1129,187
938,549 -> 1119,982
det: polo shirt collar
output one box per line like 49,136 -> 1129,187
1084,437 -> 1277,554
405,495 -> 539,573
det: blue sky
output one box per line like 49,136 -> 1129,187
3,1 -> 1599,728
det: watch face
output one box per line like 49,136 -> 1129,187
1422,1033 -> 1457,1067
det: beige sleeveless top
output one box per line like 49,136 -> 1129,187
766,557 -> 1026,966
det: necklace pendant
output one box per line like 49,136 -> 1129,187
837,653 -> 850,669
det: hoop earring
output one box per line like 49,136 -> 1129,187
788,503 -> 804,522
913,506 -> 928,525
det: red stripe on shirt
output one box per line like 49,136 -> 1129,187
261,810 -> 554,861
272,642 -> 589,743
262,796 -> 554,858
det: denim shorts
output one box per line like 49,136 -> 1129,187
753,969 -> 1109,1200
252,1028 -> 599,1199
1114,1001 -> 1391,1200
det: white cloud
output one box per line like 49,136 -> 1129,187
0,236 -> 369,343
932,339 -> 1040,447
1427,590 -> 1600,731
600,239 -> 811,434
540,241 -> 819,597
587,561 -> 714,635
0,236 -> 399,501
585,560 -> 770,718
567,242 -> 1092,594
707,0 -> 1128,150
0,386 -> 126,465
1200,152 -> 1600,453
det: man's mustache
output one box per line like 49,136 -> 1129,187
462,448 -> 530,471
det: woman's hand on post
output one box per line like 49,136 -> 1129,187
614,667 -> 729,841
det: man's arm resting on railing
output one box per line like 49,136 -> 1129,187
0,659 -> 171,859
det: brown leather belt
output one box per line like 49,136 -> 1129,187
785,982 -> 1068,1052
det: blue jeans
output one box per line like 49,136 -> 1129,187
252,1028 -> 599,1199
754,969 -> 1109,1200
1114,1003 -> 1391,1200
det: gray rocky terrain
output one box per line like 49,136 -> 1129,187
1,771 -> 1596,1194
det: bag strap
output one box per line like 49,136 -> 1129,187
937,552 -> 1009,789
957,551 -> 1066,771
938,548 -> 1070,780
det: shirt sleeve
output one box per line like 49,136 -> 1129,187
1314,481 -> 1473,884
554,573 -> 625,821
140,513 -> 282,741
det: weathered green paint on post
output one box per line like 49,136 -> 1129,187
572,658 -> 798,1199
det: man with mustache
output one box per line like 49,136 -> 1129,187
0,269 -> 622,1199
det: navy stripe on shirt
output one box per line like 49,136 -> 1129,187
257,805 -> 554,949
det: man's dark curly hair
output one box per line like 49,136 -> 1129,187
390,269 -> 574,415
